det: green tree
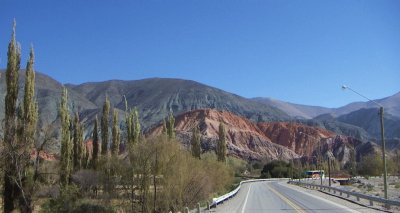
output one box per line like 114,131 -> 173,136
72,112 -> 84,170
60,87 -> 72,187
18,45 -> 39,212
125,98 -> 141,149
23,46 -> 38,151
111,109 -> 120,156
167,111 -> 175,139
357,154 -> 383,177
261,160 -> 290,178
162,119 -> 168,138
91,116 -> 100,169
216,123 -> 227,162
101,96 -> 110,155
191,126 -> 201,159
3,20 -> 21,213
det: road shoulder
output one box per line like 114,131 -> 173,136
282,182 -> 388,213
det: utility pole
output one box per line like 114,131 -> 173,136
380,107 -> 388,199
342,85 -> 388,200
319,140 -> 323,186
328,158 -> 331,187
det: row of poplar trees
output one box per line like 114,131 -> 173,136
58,91 -> 144,187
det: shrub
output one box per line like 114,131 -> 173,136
260,160 -> 290,178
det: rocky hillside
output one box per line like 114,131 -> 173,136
147,109 -> 299,161
258,122 -> 380,166
337,108 -> 400,139
66,78 -> 290,128
257,122 -> 335,156
147,109 -> 379,164
0,70 -> 97,130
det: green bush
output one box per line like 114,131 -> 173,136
260,160 -> 290,178
40,185 -> 114,213
71,203 -> 115,213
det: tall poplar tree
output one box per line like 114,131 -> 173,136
60,87 -> 72,187
19,45 -> 39,212
162,119 -> 168,138
23,46 -> 38,152
111,109 -> 120,156
133,109 -> 141,144
217,123 -> 227,162
125,97 -> 141,152
3,20 -> 21,212
167,111 -> 175,140
191,126 -> 201,159
91,116 -> 99,169
101,96 -> 110,155
72,112 -> 83,170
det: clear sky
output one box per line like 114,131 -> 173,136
1,0 -> 399,108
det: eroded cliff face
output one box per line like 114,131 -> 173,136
258,122 -> 380,165
257,122 -> 335,156
149,109 -> 299,161
148,109 -> 378,163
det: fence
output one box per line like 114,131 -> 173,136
289,180 -> 400,209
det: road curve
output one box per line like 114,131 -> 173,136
214,180 -> 360,213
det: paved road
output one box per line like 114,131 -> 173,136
214,180 -> 360,213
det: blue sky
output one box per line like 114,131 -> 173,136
1,0 -> 399,108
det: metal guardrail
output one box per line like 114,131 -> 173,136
289,180 -> 400,208
211,178 -> 289,207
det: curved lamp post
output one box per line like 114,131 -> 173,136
342,85 -> 388,200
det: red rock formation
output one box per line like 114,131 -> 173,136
257,122 -> 335,156
149,109 -> 299,161
148,109 -> 378,163
31,150 -> 57,161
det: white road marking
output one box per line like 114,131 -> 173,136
278,182 -> 361,213
266,184 -> 305,213
240,184 -> 252,213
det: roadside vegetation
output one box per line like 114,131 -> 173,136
0,22 -> 235,213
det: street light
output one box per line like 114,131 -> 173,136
342,85 -> 388,200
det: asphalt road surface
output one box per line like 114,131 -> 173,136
214,180 -> 361,213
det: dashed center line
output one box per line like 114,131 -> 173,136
266,184 -> 305,213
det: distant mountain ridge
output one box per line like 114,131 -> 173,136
254,92 -> 400,119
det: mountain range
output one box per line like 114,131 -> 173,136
253,92 -> 400,119
0,70 -> 398,161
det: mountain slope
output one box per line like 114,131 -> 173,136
337,108 -> 400,140
67,78 -> 290,128
253,92 -> 400,119
146,109 -> 380,164
258,122 -> 380,165
147,109 -> 299,161
252,97 -> 332,119
0,70 -> 97,129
